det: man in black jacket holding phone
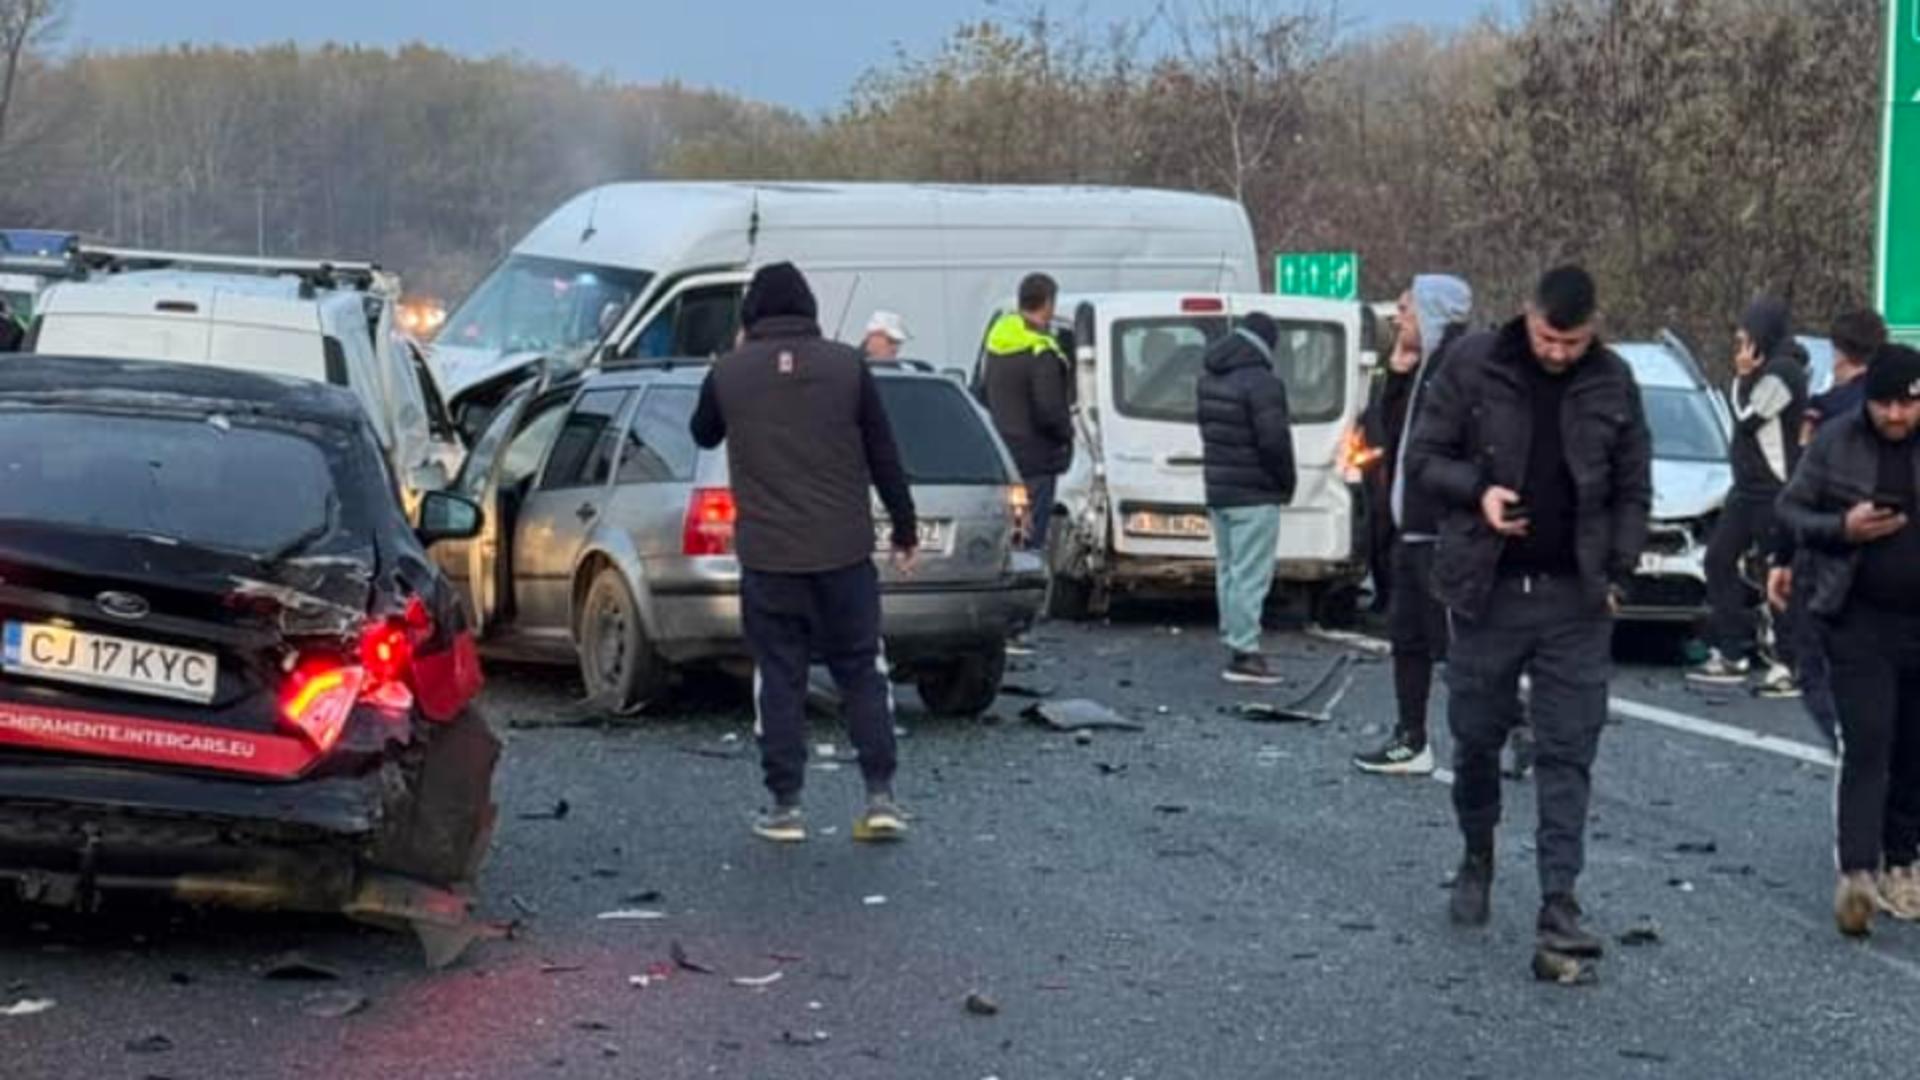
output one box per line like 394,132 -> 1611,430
1406,266 -> 1652,966
1777,344 -> 1920,935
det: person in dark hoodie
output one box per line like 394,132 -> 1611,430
690,262 -> 919,845
1197,311 -> 1296,685
1354,274 -> 1473,775
1692,296 -> 1809,688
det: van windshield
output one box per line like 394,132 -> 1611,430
441,255 -> 651,356
1112,316 -> 1346,424
1642,386 -> 1728,462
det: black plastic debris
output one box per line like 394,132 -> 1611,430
964,992 -> 1001,1017
262,952 -> 341,981
623,889 -> 664,905
1674,840 -> 1718,855
125,1033 -> 174,1054
519,799 -> 571,821
777,1030 -> 831,1048
1618,1049 -> 1671,1063
1094,762 -> 1128,776
1617,924 -> 1663,947
1023,700 -> 1146,733
672,941 -> 717,975
1233,655 -> 1354,725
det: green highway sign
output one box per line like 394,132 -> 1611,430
1880,0 -> 1920,335
1275,251 -> 1359,301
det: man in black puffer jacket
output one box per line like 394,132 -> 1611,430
1405,266 -> 1652,967
1197,311 -> 1296,685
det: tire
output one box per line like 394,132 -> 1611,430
1308,581 -> 1362,629
915,647 -> 1008,717
577,567 -> 667,713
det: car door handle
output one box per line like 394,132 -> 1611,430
1164,454 -> 1205,468
575,503 -> 598,522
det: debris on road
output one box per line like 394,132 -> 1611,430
731,972 -> 785,988
539,962 -> 587,975
1304,625 -> 1391,656
510,895 -> 539,917
1095,761 -> 1127,776
672,941 -> 717,975
1532,949 -> 1598,986
1000,683 -> 1056,700
1668,878 -> 1696,893
777,1029 -> 831,1047
964,992 -> 1001,1016
1153,804 -> 1190,814
862,895 -> 889,907
1,999 -> 54,1017
1617,923 -> 1663,947
623,889 -> 664,904
1023,700 -> 1146,733
300,990 -> 370,1019
1618,1048 -> 1672,1064
125,1032 -> 174,1054
261,952 -> 342,982
1674,840 -> 1719,855
518,798 -> 571,821
597,909 -> 669,921
1073,730 -> 1094,746
1233,655 -> 1354,725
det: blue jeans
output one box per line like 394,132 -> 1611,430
1025,474 -> 1057,552
1208,504 -> 1281,654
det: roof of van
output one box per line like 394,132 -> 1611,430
38,272 -> 363,333
514,182 -> 1255,270
1613,341 -> 1701,390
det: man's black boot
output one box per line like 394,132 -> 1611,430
1449,850 -> 1493,926
1537,892 -> 1603,957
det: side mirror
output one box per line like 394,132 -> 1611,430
416,490 -> 483,546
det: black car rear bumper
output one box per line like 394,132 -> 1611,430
0,758 -> 393,910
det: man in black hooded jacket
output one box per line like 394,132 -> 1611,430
690,262 -> 918,846
1197,312 -> 1296,685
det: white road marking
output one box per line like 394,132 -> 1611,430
1608,696 -> 1835,768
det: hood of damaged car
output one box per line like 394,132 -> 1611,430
1651,458 -> 1732,524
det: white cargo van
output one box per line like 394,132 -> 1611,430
432,182 -> 1260,423
28,251 -> 463,508
1009,292 -> 1369,622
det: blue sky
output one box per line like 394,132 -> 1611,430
58,0 -> 1508,113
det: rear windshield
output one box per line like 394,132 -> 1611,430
875,378 -> 1010,486
1642,386 -> 1728,462
1113,316 -> 1347,424
0,410 -> 338,557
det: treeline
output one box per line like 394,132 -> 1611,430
0,42 -> 791,295
0,0 -> 1884,365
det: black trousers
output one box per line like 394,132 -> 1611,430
1387,540 -> 1450,744
1705,494 -> 1776,660
1448,575 -> 1612,898
741,561 -> 897,803
1824,605 -> 1920,873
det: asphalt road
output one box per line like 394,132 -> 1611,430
4,606 -> 1916,1079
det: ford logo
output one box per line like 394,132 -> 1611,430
96,591 -> 151,621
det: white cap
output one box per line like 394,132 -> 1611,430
863,310 -> 911,343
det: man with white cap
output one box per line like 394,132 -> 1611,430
860,310 -> 911,363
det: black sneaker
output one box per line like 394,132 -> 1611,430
1222,652 -> 1285,686
1536,893 -> 1603,957
1449,851 -> 1493,926
1353,731 -> 1436,776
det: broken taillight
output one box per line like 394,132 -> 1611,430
360,622 -> 412,685
278,662 -> 366,754
683,488 -> 737,556
1341,426 -> 1383,483
1008,483 -> 1032,546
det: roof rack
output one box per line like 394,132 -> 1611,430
73,245 -> 396,298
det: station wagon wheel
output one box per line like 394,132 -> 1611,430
578,567 -> 666,714
915,646 -> 1008,718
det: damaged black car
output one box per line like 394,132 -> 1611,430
0,357 -> 498,956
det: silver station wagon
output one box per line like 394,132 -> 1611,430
434,360 -> 1046,715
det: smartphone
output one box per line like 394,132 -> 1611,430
1873,493 -> 1910,514
1504,499 -> 1531,525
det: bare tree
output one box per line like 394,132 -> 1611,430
0,0 -> 63,152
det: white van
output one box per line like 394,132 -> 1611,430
1017,292 -> 1369,623
28,253 -> 463,507
431,182 -> 1260,422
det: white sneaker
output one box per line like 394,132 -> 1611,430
1755,664 -> 1801,700
1687,650 -> 1750,686
1353,733 -> 1436,776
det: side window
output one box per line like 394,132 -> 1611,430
497,399 -> 571,490
539,389 -> 630,490
626,284 -> 742,360
617,387 -> 700,484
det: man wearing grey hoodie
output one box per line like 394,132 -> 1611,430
1355,275 -> 1473,775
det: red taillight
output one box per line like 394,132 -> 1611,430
278,662 -> 366,754
360,622 -> 412,685
1341,426 -> 1384,483
1181,296 -> 1226,313
683,488 -> 737,556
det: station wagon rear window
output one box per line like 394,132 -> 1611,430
875,379 -> 1010,485
0,410 -> 336,556
1112,317 -> 1346,425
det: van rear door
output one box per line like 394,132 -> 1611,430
1092,294 -> 1360,570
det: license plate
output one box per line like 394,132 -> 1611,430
876,519 -> 950,555
3,623 -> 218,704
1126,511 -> 1212,540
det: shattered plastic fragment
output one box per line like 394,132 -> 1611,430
597,909 -> 668,921
1,999 -> 53,1017
300,990 -> 370,1019
671,941 -> 716,975
1617,924 -> 1663,947
731,972 -> 785,988
862,895 -> 888,906
125,1032 -> 174,1054
964,992 -> 1001,1016
1023,700 -> 1146,733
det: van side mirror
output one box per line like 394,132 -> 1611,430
417,490 -> 482,546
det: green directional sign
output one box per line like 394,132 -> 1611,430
1275,251 -> 1359,301
1880,0 -> 1920,337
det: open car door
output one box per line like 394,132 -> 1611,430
435,378 -> 540,635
